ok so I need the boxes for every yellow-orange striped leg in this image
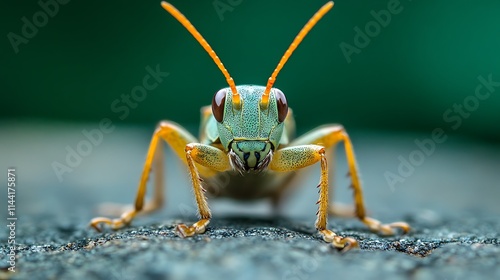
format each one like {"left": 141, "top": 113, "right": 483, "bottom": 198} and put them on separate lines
{"left": 290, "top": 125, "right": 411, "bottom": 236}
{"left": 90, "top": 121, "right": 198, "bottom": 231}
{"left": 269, "top": 145, "right": 358, "bottom": 252}
{"left": 176, "top": 143, "right": 231, "bottom": 237}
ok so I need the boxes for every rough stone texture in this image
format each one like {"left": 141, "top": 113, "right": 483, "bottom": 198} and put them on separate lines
{"left": 1, "top": 214, "right": 499, "bottom": 280}
{"left": 0, "top": 123, "right": 499, "bottom": 279}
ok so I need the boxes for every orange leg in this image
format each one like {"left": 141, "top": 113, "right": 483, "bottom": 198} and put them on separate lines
{"left": 270, "top": 144, "right": 358, "bottom": 251}
{"left": 271, "top": 125, "right": 410, "bottom": 251}
{"left": 291, "top": 125, "right": 410, "bottom": 235}
{"left": 94, "top": 132, "right": 166, "bottom": 219}
{"left": 176, "top": 143, "right": 231, "bottom": 237}
{"left": 90, "top": 121, "right": 222, "bottom": 232}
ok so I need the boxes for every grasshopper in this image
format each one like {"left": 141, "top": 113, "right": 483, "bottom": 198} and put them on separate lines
{"left": 90, "top": 1, "right": 410, "bottom": 251}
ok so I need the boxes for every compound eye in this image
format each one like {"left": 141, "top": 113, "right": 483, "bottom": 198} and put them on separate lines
{"left": 275, "top": 89, "right": 288, "bottom": 123}
{"left": 212, "top": 89, "right": 226, "bottom": 122}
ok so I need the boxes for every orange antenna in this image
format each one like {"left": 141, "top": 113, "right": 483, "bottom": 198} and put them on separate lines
{"left": 161, "top": 2, "right": 240, "bottom": 107}
{"left": 261, "top": 1, "right": 334, "bottom": 108}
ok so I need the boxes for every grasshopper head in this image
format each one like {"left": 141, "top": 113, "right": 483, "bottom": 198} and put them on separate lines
{"left": 212, "top": 85, "right": 288, "bottom": 172}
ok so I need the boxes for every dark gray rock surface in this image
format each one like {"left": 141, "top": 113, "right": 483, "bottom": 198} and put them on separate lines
{"left": 1, "top": 214, "right": 499, "bottom": 280}
{"left": 1, "top": 123, "right": 499, "bottom": 279}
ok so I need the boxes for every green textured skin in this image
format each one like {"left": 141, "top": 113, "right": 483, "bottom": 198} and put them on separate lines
{"left": 213, "top": 85, "right": 285, "bottom": 149}
{"left": 205, "top": 85, "right": 287, "bottom": 170}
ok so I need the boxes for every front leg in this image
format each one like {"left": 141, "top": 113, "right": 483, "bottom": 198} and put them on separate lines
{"left": 176, "top": 143, "right": 231, "bottom": 237}
{"left": 270, "top": 145, "right": 358, "bottom": 251}
{"left": 290, "top": 125, "right": 411, "bottom": 235}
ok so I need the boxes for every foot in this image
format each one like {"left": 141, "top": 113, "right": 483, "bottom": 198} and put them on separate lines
{"left": 176, "top": 219, "right": 210, "bottom": 238}
{"left": 361, "top": 217, "right": 411, "bottom": 235}
{"left": 90, "top": 210, "right": 136, "bottom": 232}
{"left": 319, "top": 229, "right": 359, "bottom": 252}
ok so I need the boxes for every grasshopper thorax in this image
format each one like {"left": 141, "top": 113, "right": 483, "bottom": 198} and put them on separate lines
{"left": 212, "top": 85, "right": 288, "bottom": 173}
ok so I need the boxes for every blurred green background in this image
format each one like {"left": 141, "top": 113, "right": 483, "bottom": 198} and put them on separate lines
{"left": 2, "top": 0, "right": 500, "bottom": 141}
